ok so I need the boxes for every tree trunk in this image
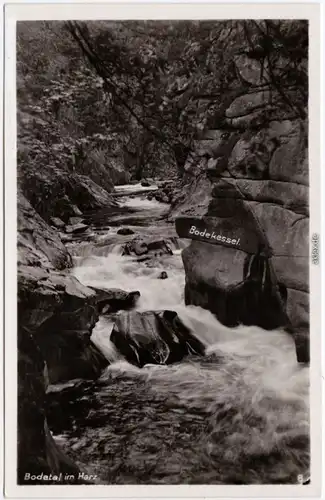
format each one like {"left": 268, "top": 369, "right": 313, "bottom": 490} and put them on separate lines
{"left": 174, "top": 143, "right": 191, "bottom": 174}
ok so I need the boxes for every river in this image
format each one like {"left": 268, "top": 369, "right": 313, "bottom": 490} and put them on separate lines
{"left": 51, "top": 183, "right": 310, "bottom": 485}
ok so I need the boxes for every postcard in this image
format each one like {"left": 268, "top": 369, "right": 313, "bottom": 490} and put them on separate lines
{"left": 3, "top": 2, "right": 322, "bottom": 498}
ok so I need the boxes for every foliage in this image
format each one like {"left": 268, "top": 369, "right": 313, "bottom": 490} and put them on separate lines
{"left": 17, "top": 19, "right": 308, "bottom": 184}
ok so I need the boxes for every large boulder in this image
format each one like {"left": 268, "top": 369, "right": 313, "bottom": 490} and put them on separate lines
{"left": 110, "top": 310, "right": 205, "bottom": 367}
{"left": 18, "top": 266, "right": 108, "bottom": 383}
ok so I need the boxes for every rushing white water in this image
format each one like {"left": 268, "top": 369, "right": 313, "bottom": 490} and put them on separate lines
{"left": 121, "top": 196, "right": 168, "bottom": 210}
{"left": 72, "top": 241, "right": 188, "bottom": 361}
{"left": 114, "top": 182, "right": 158, "bottom": 195}
{"left": 115, "top": 182, "right": 158, "bottom": 191}
{"left": 73, "top": 249, "right": 308, "bottom": 398}
{"left": 65, "top": 185, "right": 309, "bottom": 484}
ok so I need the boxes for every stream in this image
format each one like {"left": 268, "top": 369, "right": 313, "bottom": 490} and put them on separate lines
{"left": 50, "top": 183, "right": 310, "bottom": 485}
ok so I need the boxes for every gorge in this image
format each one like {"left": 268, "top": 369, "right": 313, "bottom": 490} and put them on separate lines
{"left": 16, "top": 19, "right": 309, "bottom": 486}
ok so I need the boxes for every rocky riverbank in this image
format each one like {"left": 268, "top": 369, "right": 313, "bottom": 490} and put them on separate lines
{"left": 18, "top": 193, "right": 108, "bottom": 482}
{"left": 17, "top": 183, "right": 188, "bottom": 483}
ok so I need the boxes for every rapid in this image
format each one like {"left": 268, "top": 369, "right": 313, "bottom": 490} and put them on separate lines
{"left": 52, "top": 183, "right": 310, "bottom": 485}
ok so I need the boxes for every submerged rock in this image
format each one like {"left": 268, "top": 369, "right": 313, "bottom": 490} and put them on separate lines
{"left": 117, "top": 227, "right": 135, "bottom": 235}
{"left": 141, "top": 180, "right": 151, "bottom": 187}
{"left": 154, "top": 192, "right": 170, "bottom": 203}
{"left": 89, "top": 286, "right": 140, "bottom": 313}
{"left": 110, "top": 310, "right": 205, "bottom": 367}
{"left": 122, "top": 238, "right": 173, "bottom": 257}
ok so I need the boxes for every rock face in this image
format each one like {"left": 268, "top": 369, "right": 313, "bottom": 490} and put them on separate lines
{"left": 169, "top": 175, "right": 213, "bottom": 220}
{"left": 18, "top": 328, "right": 81, "bottom": 484}
{"left": 174, "top": 54, "right": 309, "bottom": 362}
{"left": 18, "top": 194, "right": 72, "bottom": 270}
{"left": 110, "top": 310, "right": 205, "bottom": 367}
{"left": 18, "top": 194, "right": 107, "bottom": 383}
{"left": 19, "top": 164, "right": 117, "bottom": 224}
{"left": 17, "top": 192, "right": 108, "bottom": 483}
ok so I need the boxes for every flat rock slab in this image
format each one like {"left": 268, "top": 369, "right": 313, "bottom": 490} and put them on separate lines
{"left": 65, "top": 223, "right": 89, "bottom": 234}
{"left": 50, "top": 217, "right": 66, "bottom": 228}
{"left": 69, "top": 216, "right": 84, "bottom": 225}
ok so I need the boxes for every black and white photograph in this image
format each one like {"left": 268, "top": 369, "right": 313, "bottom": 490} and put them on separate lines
{"left": 3, "top": 2, "right": 322, "bottom": 496}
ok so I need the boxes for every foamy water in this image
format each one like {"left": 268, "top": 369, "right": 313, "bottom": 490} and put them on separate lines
{"left": 72, "top": 249, "right": 308, "bottom": 402}
{"left": 114, "top": 182, "right": 158, "bottom": 195}
{"left": 61, "top": 186, "right": 309, "bottom": 484}
{"left": 122, "top": 196, "right": 168, "bottom": 210}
